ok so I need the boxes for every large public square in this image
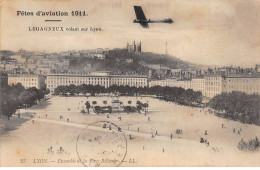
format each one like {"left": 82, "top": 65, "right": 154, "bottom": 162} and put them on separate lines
{"left": 1, "top": 96, "right": 260, "bottom": 166}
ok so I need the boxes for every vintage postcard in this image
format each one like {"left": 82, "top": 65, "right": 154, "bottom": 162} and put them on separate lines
{"left": 0, "top": 0, "right": 260, "bottom": 167}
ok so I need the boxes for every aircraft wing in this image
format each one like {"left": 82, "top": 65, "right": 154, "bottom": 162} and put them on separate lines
{"left": 140, "top": 22, "right": 149, "bottom": 28}
{"left": 134, "top": 6, "right": 147, "bottom": 20}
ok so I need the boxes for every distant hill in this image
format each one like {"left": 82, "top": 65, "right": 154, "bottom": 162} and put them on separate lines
{"left": 1, "top": 49, "right": 205, "bottom": 75}
{"left": 0, "top": 50, "right": 16, "bottom": 57}
{"left": 70, "top": 49, "right": 204, "bottom": 73}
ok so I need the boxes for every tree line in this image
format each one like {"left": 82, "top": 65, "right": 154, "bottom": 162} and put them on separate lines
{"left": 209, "top": 91, "right": 260, "bottom": 125}
{"left": 0, "top": 83, "right": 46, "bottom": 119}
{"left": 54, "top": 84, "right": 203, "bottom": 106}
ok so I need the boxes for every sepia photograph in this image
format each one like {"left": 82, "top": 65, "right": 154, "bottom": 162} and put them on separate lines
{"left": 0, "top": 0, "right": 260, "bottom": 167}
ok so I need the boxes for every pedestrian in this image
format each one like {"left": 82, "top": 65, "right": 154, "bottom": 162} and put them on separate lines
{"left": 171, "top": 133, "right": 173, "bottom": 139}
{"left": 109, "top": 125, "right": 112, "bottom": 130}
{"left": 60, "top": 147, "right": 64, "bottom": 154}
{"left": 205, "top": 130, "right": 208, "bottom": 135}
{"left": 162, "top": 148, "right": 165, "bottom": 152}
{"left": 233, "top": 128, "right": 236, "bottom": 133}
{"left": 155, "top": 131, "right": 158, "bottom": 136}
{"left": 67, "top": 118, "right": 69, "bottom": 122}
{"left": 137, "top": 127, "right": 139, "bottom": 132}
{"left": 238, "top": 130, "right": 240, "bottom": 135}
{"left": 200, "top": 137, "right": 204, "bottom": 143}
{"left": 129, "top": 134, "right": 133, "bottom": 140}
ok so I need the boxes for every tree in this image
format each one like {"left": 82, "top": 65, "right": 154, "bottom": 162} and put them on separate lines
{"left": 0, "top": 96, "right": 17, "bottom": 120}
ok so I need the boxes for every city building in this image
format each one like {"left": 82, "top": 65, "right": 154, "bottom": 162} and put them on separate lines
{"left": 10, "top": 55, "right": 26, "bottom": 63}
{"left": 60, "top": 51, "right": 71, "bottom": 57}
{"left": 126, "top": 41, "right": 142, "bottom": 53}
{"left": 46, "top": 74, "right": 110, "bottom": 92}
{"left": 191, "top": 77, "right": 205, "bottom": 96}
{"left": 8, "top": 74, "right": 46, "bottom": 89}
{"left": 149, "top": 78, "right": 191, "bottom": 90}
{"left": 110, "top": 75, "right": 147, "bottom": 88}
{"left": 175, "top": 79, "right": 192, "bottom": 90}
{"left": 204, "top": 75, "right": 224, "bottom": 98}
{"left": 223, "top": 75, "right": 260, "bottom": 95}
{"left": 46, "top": 73, "right": 148, "bottom": 93}
{"left": 94, "top": 53, "right": 105, "bottom": 59}
{"left": 149, "top": 79, "right": 169, "bottom": 87}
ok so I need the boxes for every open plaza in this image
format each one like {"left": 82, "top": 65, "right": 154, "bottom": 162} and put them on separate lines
{"left": 1, "top": 96, "right": 260, "bottom": 166}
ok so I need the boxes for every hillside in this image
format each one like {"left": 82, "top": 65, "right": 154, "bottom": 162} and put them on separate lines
{"left": 69, "top": 49, "right": 203, "bottom": 75}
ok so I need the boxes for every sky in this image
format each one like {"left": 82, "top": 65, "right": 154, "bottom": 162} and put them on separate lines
{"left": 1, "top": 0, "right": 260, "bottom": 67}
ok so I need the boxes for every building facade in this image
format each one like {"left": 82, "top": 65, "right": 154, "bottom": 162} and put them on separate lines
{"left": 204, "top": 75, "right": 224, "bottom": 98}
{"left": 126, "top": 41, "right": 142, "bottom": 53}
{"left": 149, "top": 78, "right": 191, "bottom": 90}
{"left": 46, "top": 74, "right": 110, "bottom": 92}
{"left": 46, "top": 73, "right": 148, "bottom": 93}
{"left": 191, "top": 77, "right": 205, "bottom": 96}
{"left": 8, "top": 74, "right": 46, "bottom": 89}
{"left": 110, "top": 75, "right": 148, "bottom": 87}
{"left": 223, "top": 75, "right": 260, "bottom": 95}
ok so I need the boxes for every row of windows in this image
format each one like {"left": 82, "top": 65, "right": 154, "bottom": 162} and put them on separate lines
{"left": 10, "top": 78, "right": 38, "bottom": 81}
{"left": 48, "top": 77, "right": 146, "bottom": 81}
{"left": 48, "top": 77, "right": 109, "bottom": 81}
{"left": 205, "top": 87, "right": 220, "bottom": 92}
{"left": 205, "top": 82, "right": 220, "bottom": 86}
{"left": 206, "top": 77, "right": 221, "bottom": 81}
{"left": 228, "top": 85, "right": 259, "bottom": 90}
{"left": 48, "top": 80, "right": 108, "bottom": 84}
{"left": 228, "top": 79, "right": 258, "bottom": 83}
